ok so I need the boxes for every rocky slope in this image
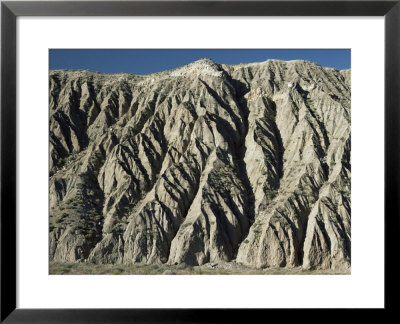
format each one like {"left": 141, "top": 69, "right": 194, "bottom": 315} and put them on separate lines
{"left": 49, "top": 58, "right": 351, "bottom": 271}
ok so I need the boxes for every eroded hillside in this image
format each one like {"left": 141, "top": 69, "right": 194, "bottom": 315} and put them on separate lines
{"left": 49, "top": 59, "right": 351, "bottom": 271}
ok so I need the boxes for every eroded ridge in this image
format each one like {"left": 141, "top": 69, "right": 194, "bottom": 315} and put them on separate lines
{"left": 49, "top": 58, "right": 351, "bottom": 271}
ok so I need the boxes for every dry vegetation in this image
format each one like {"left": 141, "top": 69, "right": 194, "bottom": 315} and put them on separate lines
{"left": 50, "top": 262, "right": 349, "bottom": 275}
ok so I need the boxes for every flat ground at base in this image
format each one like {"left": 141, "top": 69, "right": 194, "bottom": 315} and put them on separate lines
{"left": 50, "top": 261, "right": 350, "bottom": 275}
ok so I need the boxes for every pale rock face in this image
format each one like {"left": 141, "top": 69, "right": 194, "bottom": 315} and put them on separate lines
{"left": 49, "top": 58, "right": 351, "bottom": 271}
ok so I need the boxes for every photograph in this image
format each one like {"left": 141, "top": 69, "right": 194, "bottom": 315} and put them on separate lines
{"left": 48, "top": 49, "right": 351, "bottom": 275}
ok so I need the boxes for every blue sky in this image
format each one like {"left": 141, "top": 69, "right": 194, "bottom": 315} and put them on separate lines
{"left": 49, "top": 49, "right": 351, "bottom": 75}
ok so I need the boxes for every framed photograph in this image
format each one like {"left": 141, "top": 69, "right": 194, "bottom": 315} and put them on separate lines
{"left": 1, "top": 0, "right": 398, "bottom": 322}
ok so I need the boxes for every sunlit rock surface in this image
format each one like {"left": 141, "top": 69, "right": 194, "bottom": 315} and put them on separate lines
{"left": 49, "top": 58, "right": 351, "bottom": 271}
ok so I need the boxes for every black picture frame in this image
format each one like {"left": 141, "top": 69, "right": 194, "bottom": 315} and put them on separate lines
{"left": 1, "top": 0, "right": 398, "bottom": 322}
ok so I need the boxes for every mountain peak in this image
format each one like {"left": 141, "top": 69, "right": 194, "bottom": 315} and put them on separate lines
{"left": 170, "top": 57, "right": 222, "bottom": 77}
{"left": 193, "top": 57, "right": 215, "bottom": 64}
